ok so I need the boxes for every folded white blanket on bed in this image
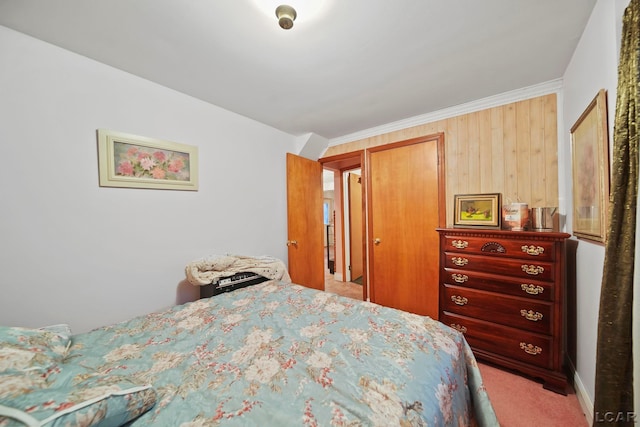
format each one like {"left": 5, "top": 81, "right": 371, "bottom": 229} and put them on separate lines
{"left": 185, "top": 254, "right": 291, "bottom": 286}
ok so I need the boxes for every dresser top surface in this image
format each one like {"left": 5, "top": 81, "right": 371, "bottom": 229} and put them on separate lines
{"left": 437, "top": 228, "right": 571, "bottom": 241}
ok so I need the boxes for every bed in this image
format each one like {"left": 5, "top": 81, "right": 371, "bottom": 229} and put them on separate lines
{"left": 1, "top": 279, "right": 499, "bottom": 427}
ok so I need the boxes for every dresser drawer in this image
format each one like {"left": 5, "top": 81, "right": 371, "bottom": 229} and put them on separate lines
{"left": 442, "top": 267, "right": 554, "bottom": 301}
{"left": 442, "top": 235, "right": 555, "bottom": 261}
{"left": 443, "top": 252, "right": 555, "bottom": 281}
{"left": 441, "top": 311, "right": 553, "bottom": 369}
{"left": 442, "top": 284, "right": 553, "bottom": 334}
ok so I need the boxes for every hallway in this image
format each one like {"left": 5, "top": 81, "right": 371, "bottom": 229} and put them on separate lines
{"left": 324, "top": 271, "right": 363, "bottom": 300}
{"left": 324, "top": 249, "right": 363, "bottom": 300}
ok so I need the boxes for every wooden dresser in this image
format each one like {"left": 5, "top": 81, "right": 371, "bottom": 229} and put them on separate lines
{"left": 436, "top": 228, "right": 571, "bottom": 394}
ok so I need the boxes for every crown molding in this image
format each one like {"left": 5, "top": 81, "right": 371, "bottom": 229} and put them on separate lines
{"left": 328, "top": 79, "right": 563, "bottom": 147}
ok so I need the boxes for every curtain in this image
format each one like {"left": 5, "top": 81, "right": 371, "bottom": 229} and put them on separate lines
{"left": 593, "top": 0, "right": 639, "bottom": 425}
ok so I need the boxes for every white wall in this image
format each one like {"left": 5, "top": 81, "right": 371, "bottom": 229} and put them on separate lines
{"left": 561, "top": 0, "right": 631, "bottom": 416}
{"left": 0, "top": 26, "right": 298, "bottom": 333}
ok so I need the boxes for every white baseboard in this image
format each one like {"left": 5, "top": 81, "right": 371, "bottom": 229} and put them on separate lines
{"left": 334, "top": 272, "right": 343, "bottom": 281}
{"left": 569, "top": 360, "right": 593, "bottom": 426}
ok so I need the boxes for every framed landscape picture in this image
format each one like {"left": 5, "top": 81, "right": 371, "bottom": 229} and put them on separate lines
{"left": 570, "top": 89, "right": 610, "bottom": 243}
{"left": 453, "top": 193, "right": 501, "bottom": 229}
{"left": 97, "top": 129, "right": 198, "bottom": 191}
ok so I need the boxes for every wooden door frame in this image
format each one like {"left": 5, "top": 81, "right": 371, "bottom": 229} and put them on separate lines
{"left": 319, "top": 134, "right": 445, "bottom": 305}
{"left": 319, "top": 150, "right": 367, "bottom": 301}
{"left": 365, "top": 133, "right": 446, "bottom": 309}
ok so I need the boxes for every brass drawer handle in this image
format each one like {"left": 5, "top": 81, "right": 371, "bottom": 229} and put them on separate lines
{"left": 451, "top": 240, "right": 468, "bottom": 249}
{"left": 451, "top": 295, "right": 468, "bottom": 306}
{"left": 451, "top": 274, "right": 468, "bottom": 283}
{"left": 451, "top": 257, "right": 469, "bottom": 267}
{"left": 521, "top": 264, "right": 544, "bottom": 275}
{"left": 520, "top": 342, "right": 543, "bottom": 355}
{"left": 521, "top": 245, "right": 545, "bottom": 256}
{"left": 520, "top": 309, "right": 544, "bottom": 322}
{"left": 521, "top": 284, "right": 544, "bottom": 295}
{"left": 450, "top": 323, "right": 467, "bottom": 333}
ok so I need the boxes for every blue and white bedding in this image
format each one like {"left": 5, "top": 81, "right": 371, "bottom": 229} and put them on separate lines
{"left": 1, "top": 281, "right": 498, "bottom": 426}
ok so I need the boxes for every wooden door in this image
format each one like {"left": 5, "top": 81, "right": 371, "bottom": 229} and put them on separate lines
{"left": 286, "top": 153, "right": 325, "bottom": 290}
{"left": 367, "top": 134, "right": 445, "bottom": 317}
{"left": 348, "top": 172, "right": 364, "bottom": 281}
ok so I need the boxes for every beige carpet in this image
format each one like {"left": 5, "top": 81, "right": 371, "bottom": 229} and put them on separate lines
{"left": 478, "top": 362, "right": 588, "bottom": 426}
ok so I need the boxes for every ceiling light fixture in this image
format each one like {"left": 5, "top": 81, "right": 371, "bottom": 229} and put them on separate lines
{"left": 275, "top": 5, "right": 297, "bottom": 30}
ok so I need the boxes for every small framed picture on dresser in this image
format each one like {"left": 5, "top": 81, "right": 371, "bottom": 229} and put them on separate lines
{"left": 453, "top": 193, "right": 502, "bottom": 229}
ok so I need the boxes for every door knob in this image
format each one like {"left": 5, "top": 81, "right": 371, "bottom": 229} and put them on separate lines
{"left": 373, "top": 238, "right": 381, "bottom": 245}
{"left": 286, "top": 240, "right": 298, "bottom": 246}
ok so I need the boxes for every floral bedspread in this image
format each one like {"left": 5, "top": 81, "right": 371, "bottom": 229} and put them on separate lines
{"left": 68, "top": 281, "right": 498, "bottom": 426}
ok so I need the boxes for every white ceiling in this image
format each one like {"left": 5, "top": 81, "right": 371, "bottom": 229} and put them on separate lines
{"left": 0, "top": 0, "right": 596, "bottom": 140}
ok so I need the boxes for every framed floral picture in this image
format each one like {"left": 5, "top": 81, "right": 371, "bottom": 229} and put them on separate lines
{"left": 570, "top": 89, "right": 610, "bottom": 243}
{"left": 97, "top": 129, "right": 198, "bottom": 191}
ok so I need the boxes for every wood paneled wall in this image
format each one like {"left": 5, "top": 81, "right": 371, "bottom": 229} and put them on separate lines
{"left": 323, "top": 94, "right": 559, "bottom": 226}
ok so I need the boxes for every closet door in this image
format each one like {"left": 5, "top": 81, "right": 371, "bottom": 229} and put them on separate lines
{"left": 366, "top": 134, "right": 445, "bottom": 317}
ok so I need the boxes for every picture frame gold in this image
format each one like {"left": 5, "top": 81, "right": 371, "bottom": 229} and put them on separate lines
{"left": 453, "top": 193, "right": 501, "bottom": 229}
{"left": 97, "top": 129, "right": 198, "bottom": 191}
{"left": 570, "top": 89, "right": 610, "bottom": 243}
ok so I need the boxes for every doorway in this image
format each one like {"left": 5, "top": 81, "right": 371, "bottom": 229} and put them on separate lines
{"left": 322, "top": 168, "right": 364, "bottom": 300}
{"left": 344, "top": 169, "right": 363, "bottom": 284}
{"left": 320, "top": 152, "right": 366, "bottom": 301}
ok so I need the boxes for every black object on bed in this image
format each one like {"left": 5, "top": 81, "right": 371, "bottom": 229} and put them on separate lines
{"left": 199, "top": 271, "right": 269, "bottom": 298}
